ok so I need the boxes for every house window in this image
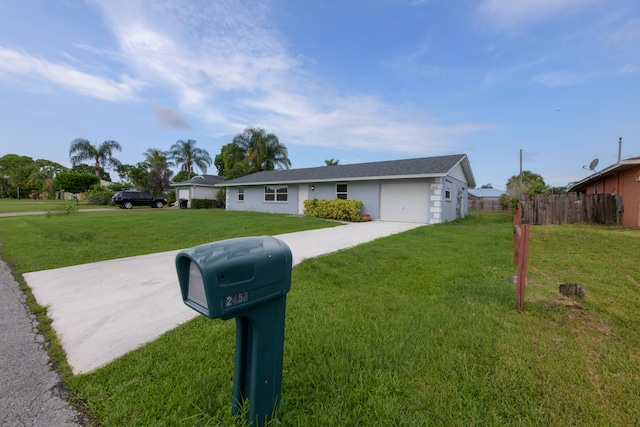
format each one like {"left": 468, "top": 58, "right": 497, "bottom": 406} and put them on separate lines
{"left": 336, "top": 183, "right": 348, "bottom": 199}
{"left": 594, "top": 183, "right": 599, "bottom": 194}
{"left": 264, "top": 186, "right": 288, "bottom": 202}
{"left": 237, "top": 187, "right": 244, "bottom": 202}
{"left": 445, "top": 180, "right": 452, "bottom": 201}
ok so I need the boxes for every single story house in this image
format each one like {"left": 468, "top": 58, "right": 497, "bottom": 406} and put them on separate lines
{"left": 569, "top": 156, "right": 640, "bottom": 228}
{"left": 218, "top": 154, "right": 476, "bottom": 224}
{"left": 468, "top": 188, "right": 507, "bottom": 211}
{"left": 171, "top": 174, "right": 225, "bottom": 207}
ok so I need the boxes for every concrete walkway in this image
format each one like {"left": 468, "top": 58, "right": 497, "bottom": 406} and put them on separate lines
{"left": 24, "top": 221, "right": 422, "bottom": 375}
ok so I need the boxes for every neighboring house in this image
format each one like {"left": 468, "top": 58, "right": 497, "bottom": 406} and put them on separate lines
{"left": 468, "top": 188, "right": 507, "bottom": 211}
{"left": 171, "top": 174, "right": 225, "bottom": 207}
{"left": 569, "top": 156, "right": 640, "bottom": 228}
{"left": 218, "top": 154, "right": 476, "bottom": 224}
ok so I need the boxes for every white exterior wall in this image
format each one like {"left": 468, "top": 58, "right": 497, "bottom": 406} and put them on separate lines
{"left": 225, "top": 175, "right": 468, "bottom": 223}
{"left": 193, "top": 186, "right": 218, "bottom": 199}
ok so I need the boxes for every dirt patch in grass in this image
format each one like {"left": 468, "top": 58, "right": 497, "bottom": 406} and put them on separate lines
{"left": 546, "top": 295, "right": 614, "bottom": 336}
{"left": 546, "top": 294, "right": 585, "bottom": 311}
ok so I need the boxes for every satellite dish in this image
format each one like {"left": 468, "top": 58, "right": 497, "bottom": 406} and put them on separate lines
{"left": 583, "top": 158, "right": 599, "bottom": 172}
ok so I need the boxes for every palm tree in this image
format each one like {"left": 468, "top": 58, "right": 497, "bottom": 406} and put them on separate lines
{"left": 232, "top": 127, "right": 291, "bottom": 173}
{"left": 143, "top": 148, "right": 174, "bottom": 196}
{"left": 169, "top": 139, "right": 212, "bottom": 177}
{"left": 69, "top": 138, "right": 122, "bottom": 177}
{"left": 324, "top": 158, "right": 340, "bottom": 166}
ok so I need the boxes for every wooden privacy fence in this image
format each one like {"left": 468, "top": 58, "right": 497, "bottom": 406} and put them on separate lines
{"left": 513, "top": 204, "right": 530, "bottom": 311}
{"left": 520, "top": 194, "right": 617, "bottom": 225}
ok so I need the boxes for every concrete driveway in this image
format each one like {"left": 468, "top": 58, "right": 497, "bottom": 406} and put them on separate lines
{"left": 24, "top": 221, "right": 422, "bottom": 375}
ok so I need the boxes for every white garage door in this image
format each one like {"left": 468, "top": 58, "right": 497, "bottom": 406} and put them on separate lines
{"left": 380, "top": 182, "right": 429, "bottom": 223}
{"left": 178, "top": 189, "right": 190, "bottom": 200}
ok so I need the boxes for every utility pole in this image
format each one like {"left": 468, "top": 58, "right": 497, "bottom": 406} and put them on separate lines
{"left": 519, "top": 149, "right": 523, "bottom": 185}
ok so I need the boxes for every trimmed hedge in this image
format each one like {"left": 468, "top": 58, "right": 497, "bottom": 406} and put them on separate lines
{"left": 304, "top": 198, "right": 363, "bottom": 222}
{"left": 190, "top": 197, "right": 225, "bottom": 209}
{"left": 190, "top": 198, "right": 216, "bottom": 209}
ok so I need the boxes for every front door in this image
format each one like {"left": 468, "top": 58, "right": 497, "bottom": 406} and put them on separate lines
{"left": 298, "top": 185, "right": 309, "bottom": 215}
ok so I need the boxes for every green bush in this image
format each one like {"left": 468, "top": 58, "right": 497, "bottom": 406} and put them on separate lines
{"left": 166, "top": 191, "right": 177, "bottom": 205}
{"left": 86, "top": 188, "right": 114, "bottom": 205}
{"left": 63, "top": 199, "right": 79, "bottom": 214}
{"left": 190, "top": 198, "right": 215, "bottom": 209}
{"left": 304, "top": 198, "right": 363, "bottom": 221}
{"left": 499, "top": 194, "right": 519, "bottom": 213}
{"left": 214, "top": 189, "right": 226, "bottom": 209}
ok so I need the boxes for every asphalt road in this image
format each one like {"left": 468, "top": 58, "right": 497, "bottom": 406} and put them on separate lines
{"left": 0, "top": 260, "right": 81, "bottom": 426}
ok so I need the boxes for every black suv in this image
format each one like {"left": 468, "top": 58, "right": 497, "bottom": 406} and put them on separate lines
{"left": 111, "top": 191, "right": 167, "bottom": 209}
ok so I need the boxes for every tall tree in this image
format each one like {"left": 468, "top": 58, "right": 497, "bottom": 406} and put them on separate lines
{"left": 232, "top": 127, "right": 291, "bottom": 173}
{"left": 28, "top": 160, "right": 61, "bottom": 198}
{"left": 0, "top": 155, "right": 68, "bottom": 198}
{"left": 214, "top": 142, "right": 250, "bottom": 179}
{"left": 506, "top": 170, "right": 548, "bottom": 196}
{"left": 325, "top": 158, "right": 340, "bottom": 166}
{"left": 69, "top": 138, "right": 122, "bottom": 178}
{"left": 170, "top": 139, "right": 212, "bottom": 176}
{"left": 142, "top": 148, "right": 174, "bottom": 196}
{"left": 0, "top": 154, "right": 37, "bottom": 197}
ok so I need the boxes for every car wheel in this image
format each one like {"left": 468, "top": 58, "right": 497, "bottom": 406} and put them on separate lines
{"left": 123, "top": 201, "right": 133, "bottom": 209}
{"left": 155, "top": 201, "right": 164, "bottom": 208}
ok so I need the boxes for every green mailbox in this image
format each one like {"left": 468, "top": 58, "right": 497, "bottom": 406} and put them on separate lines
{"left": 175, "top": 236, "right": 292, "bottom": 426}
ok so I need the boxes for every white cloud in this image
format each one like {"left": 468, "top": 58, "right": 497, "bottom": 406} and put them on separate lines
{"left": 532, "top": 70, "right": 590, "bottom": 88}
{"left": 0, "top": 0, "right": 491, "bottom": 157}
{"left": 478, "top": 0, "right": 602, "bottom": 33}
{"left": 0, "top": 46, "right": 144, "bottom": 101}
{"left": 243, "top": 91, "right": 495, "bottom": 155}
{"left": 616, "top": 64, "right": 638, "bottom": 75}
{"left": 601, "top": 17, "right": 640, "bottom": 47}
{"left": 85, "top": 0, "right": 494, "bottom": 155}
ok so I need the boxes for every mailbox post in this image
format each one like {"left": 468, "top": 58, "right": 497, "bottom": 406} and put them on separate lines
{"left": 175, "top": 236, "right": 292, "bottom": 426}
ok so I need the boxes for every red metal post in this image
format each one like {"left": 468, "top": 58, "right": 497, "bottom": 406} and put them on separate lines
{"left": 515, "top": 224, "right": 530, "bottom": 311}
{"left": 513, "top": 204, "right": 522, "bottom": 265}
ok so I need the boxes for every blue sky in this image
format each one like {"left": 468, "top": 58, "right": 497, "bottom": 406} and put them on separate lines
{"left": 1, "top": 0, "right": 638, "bottom": 189}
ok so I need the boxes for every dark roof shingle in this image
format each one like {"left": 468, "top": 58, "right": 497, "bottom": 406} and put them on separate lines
{"left": 220, "top": 154, "right": 472, "bottom": 186}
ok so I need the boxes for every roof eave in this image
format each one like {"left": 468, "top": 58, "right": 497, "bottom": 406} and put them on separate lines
{"left": 171, "top": 183, "right": 220, "bottom": 188}
{"left": 455, "top": 154, "right": 476, "bottom": 188}
{"left": 569, "top": 160, "right": 640, "bottom": 191}
{"left": 218, "top": 173, "right": 451, "bottom": 187}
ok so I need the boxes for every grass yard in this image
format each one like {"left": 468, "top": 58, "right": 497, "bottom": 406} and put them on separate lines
{"left": 0, "top": 209, "right": 340, "bottom": 274}
{"left": 1, "top": 211, "right": 639, "bottom": 426}
{"left": 0, "top": 198, "right": 118, "bottom": 214}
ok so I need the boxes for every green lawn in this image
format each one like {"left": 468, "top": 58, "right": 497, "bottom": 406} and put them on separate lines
{"left": 1, "top": 211, "right": 639, "bottom": 426}
{"left": 0, "top": 209, "right": 340, "bottom": 273}
{"left": 0, "top": 198, "right": 118, "bottom": 213}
